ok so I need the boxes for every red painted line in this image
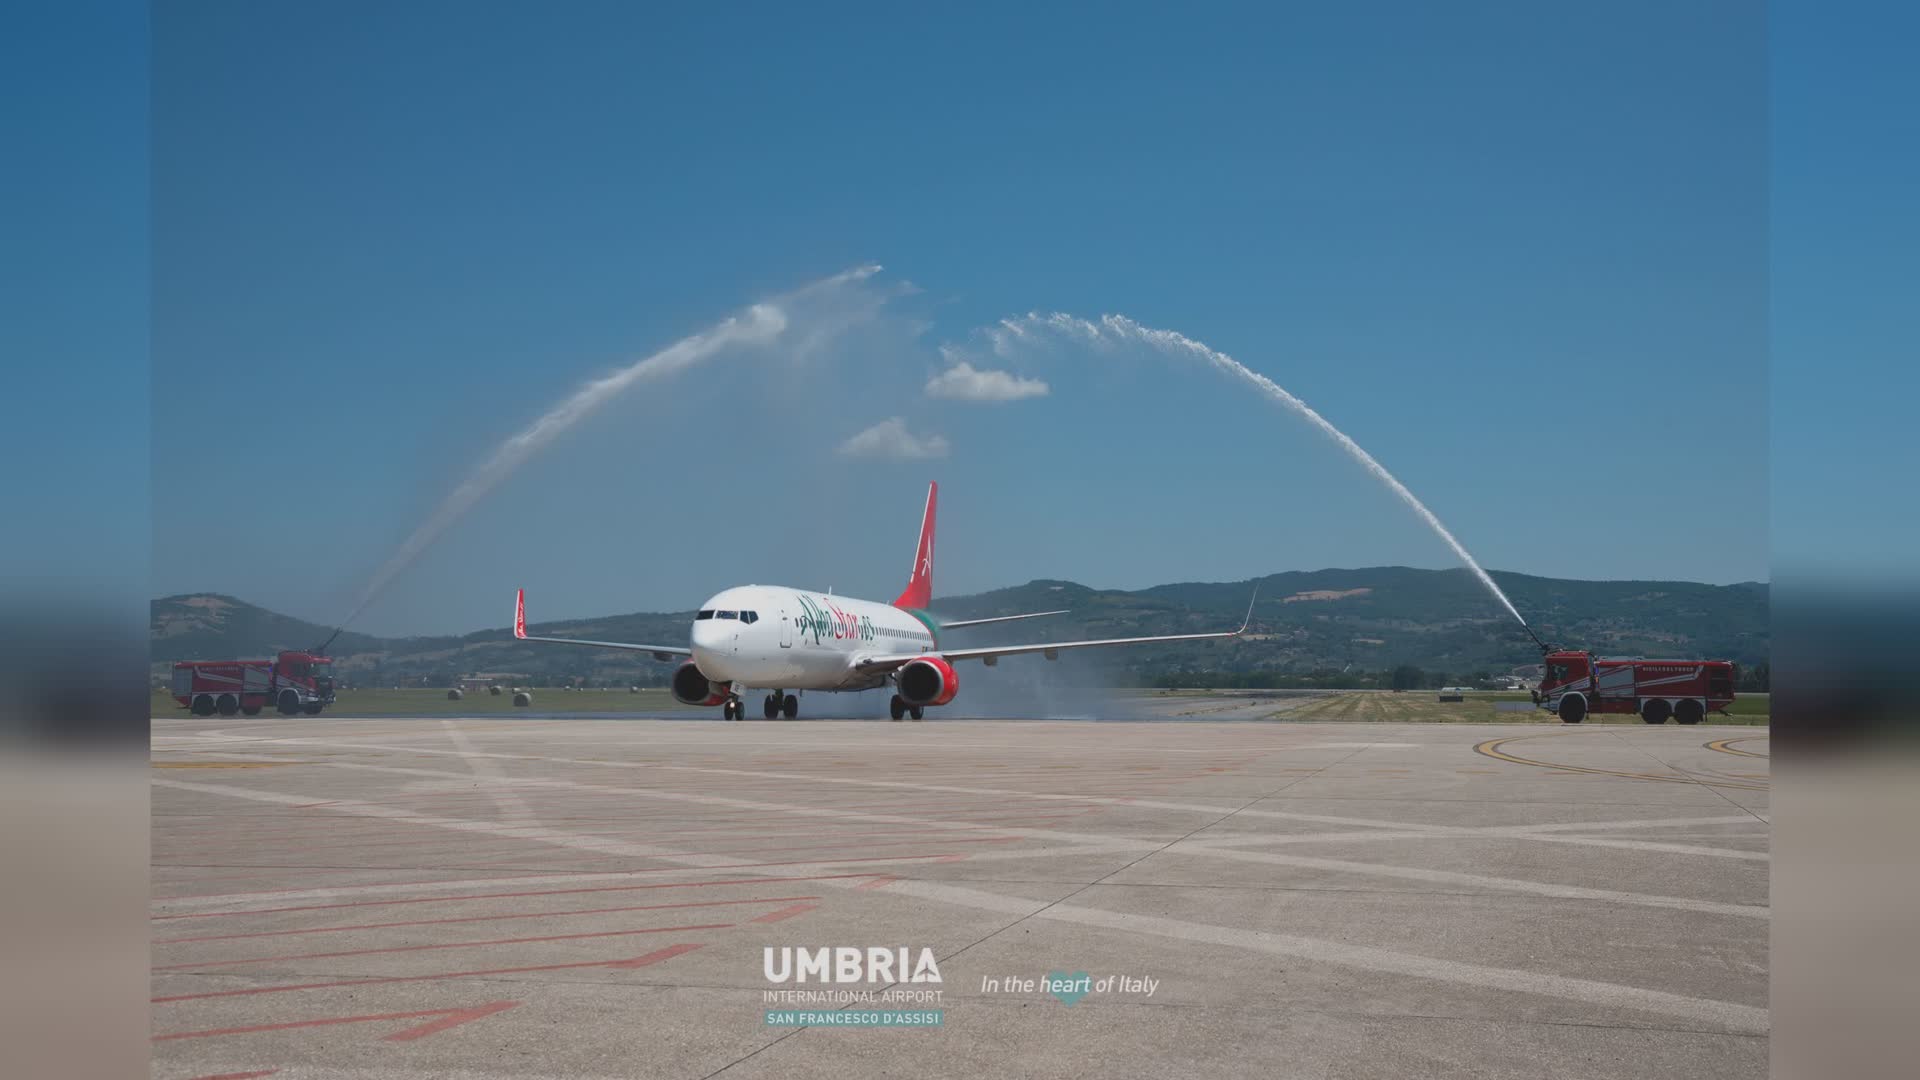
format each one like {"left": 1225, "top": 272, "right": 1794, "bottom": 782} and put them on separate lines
{"left": 857, "top": 875, "right": 897, "bottom": 890}
{"left": 153, "top": 872, "right": 878, "bottom": 921}
{"left": 155, "top": 945, "right": 707, "bottom": 1003}
{"left": 605, "top": 942, "right": 705, "bottom": 968}
{"left": 154, "top": 869, "right": 596, "bottom": 903}
{"left": 155, "top": 1000, "right": 519, "bottom": 1043}
{"left": 155, "top": 895, "right": 821, "bottom": 944}
{"left": 386, "top": 1000, "right": 521, "bottom": 1042}
{"left": 750, "top": 902, "right": 819, "bottom": 924}
{"left": 153, "top": 922, "right": 735, "bottom": 971}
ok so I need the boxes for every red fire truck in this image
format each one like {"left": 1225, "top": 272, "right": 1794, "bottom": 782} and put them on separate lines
{"left": 1533, "top": 649, "right": 1736, "bottom": 724}
{"left": 171, "top": 651, "right": 336, "bottom": 717}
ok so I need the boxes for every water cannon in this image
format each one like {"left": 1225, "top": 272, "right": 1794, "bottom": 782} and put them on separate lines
{"left": 1518, "top": 621, "right": 1552, "bottom": 656}
{"left": 313, "top": 625, "right": 344, "bottom": 656}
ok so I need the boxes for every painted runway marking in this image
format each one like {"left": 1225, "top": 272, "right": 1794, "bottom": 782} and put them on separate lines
{"left": 154, "top": 945, "right": 706, "bottom": 1003}
{"left": 1475, "top": 733, "right": 1769, "bottom": 790}
{"left": 1159, "top": 843, "right": 1768, "bottom": 917}
{"left": 750, "top": 902, "right": 820, "bottom": 923}
{"left": 1706, "top": 736, "right": 1770, "bottom": 759}
{"left": 154, "top": 1000, "right": 520, "bottom": 1042}
{"left": 153, "top": 921, "right": 734, "bottom": 970}
{"left": 441, "top": 720, "right": 539, "bottom": 825}
{"left": 155, "top": 873, "right": 879, "bottom": 919}
{"left": 154, "top": 761, "right": 1768, "bottom": 1034}
{"left": 154, "top": 894, "right": 819, "bottom": 943}
{"left": 153, "top": 773, "right": 1764, "bottom": 919}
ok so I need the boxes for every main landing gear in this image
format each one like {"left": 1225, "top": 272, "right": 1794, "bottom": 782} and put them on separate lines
{"left": 889, "top": 695, "right": 923, "bottom": 722}
{"left": 762, "top": 692, "right": 798, "bottom": 720}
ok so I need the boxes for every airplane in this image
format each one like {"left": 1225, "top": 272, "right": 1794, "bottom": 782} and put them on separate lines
{"left": 513, "top": 481, "right": 1254, "bottom": 720}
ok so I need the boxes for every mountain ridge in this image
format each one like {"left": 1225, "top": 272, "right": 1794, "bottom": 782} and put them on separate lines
{"left": 151, "top": 566, "right": 1769, "bottom": 685}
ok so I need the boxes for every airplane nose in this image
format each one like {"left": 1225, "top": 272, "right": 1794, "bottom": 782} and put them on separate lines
{"left": 690, "top": 619, "right": 733, "bottom": 676}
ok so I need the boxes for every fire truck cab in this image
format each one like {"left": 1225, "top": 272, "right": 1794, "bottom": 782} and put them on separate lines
{"left": 1533, "top": 649, "right": 1736, "bottom": 724}
{"left": 171, "top": 651, "right": 336, "bottom": 717}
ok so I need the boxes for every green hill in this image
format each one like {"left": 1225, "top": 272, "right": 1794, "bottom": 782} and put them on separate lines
{"left": 150, "top": 568, "right": 1768, "bottom": 688}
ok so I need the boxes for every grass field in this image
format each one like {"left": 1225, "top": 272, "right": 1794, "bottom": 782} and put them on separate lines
{"left": 1280, "top": 690, "right": 1769, "bottom": 725}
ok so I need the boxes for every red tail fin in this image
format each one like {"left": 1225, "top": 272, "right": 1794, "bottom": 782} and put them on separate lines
{"left": 893, "top": 482, "right": 937, "bottom": 610}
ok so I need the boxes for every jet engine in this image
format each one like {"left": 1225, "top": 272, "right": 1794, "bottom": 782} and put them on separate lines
{"left": 896, "top": 656, "right": 959, "bottom": 707}
{"left": 671, "top": 661, "right": 728, "bottom": 707}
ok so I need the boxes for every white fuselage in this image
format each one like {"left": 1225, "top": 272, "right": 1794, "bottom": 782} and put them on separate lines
{"left": 689, "top": 585, "right": 936, "bottom": 692}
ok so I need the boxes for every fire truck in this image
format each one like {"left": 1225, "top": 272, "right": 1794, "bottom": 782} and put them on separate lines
{"left": 1532, "top": 649, "right": 1736, "bottom": 724}
{"left": 170, "top": 651, "right": 336, "bottom": 717}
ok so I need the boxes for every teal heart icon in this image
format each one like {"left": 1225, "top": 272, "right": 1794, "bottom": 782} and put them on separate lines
{"left": 1044, "top": 971, "right": 1092, "bottom": 1006}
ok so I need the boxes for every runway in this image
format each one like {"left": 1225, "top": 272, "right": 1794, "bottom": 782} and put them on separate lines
{"left": 151, "top": 717, "right": 1769, "bottom": 1079}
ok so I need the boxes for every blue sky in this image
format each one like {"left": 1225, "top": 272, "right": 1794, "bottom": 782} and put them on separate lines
{"left": 134, "top": 1, "right": 1776, "bottom": 635}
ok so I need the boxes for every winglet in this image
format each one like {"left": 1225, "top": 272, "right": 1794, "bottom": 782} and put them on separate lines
{"left": 1236, "top": 584, "right": 1260, "bottom": 635}
{"left": 514, "top": 588, "right": 527, "bottom": 639}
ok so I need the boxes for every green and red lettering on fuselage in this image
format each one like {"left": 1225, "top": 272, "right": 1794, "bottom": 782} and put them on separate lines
{"left": 898, "top": 609, "right": 941, "bottom": 651}
{"left": 794, "top": 594, "right": 874, "bottom": 645}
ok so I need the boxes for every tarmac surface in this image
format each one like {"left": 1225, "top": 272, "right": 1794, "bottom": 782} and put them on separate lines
{"left": 151, "top": 716, "right": 1770, "bottom": 1079}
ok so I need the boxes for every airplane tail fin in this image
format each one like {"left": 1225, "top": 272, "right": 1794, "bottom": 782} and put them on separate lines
{"left": 893, "top": 481, "right": 937, "bottom": 610}
{"left": 514, "top": 588, "right": 527, "bottom": 639}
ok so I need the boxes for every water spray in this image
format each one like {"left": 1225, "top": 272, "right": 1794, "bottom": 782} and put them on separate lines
{"left": 334, "top": 264, "right": 885, "bottom": 634}
{"left": 986, "top": 312, "right": 1536, "bottom": 635}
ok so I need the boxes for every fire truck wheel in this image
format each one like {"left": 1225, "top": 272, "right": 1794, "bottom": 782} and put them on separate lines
{"left": 1640, "top": 699, "right": 1671, "bottom": 725}
{"left": 241, "top": 706, "right": 261, "bottom": 716}
{"left": 302, "top": 703, "right": 324, "bottom": 716}
{"left": 191, "top": 695, "right": 215, "bottom": 717}
{"left": 277, "top": 690, "right": 301, "bottom": 715}
{"left": 215, "top": 694, "right": 239, "bottom": 716}
{"left": 1557, "top": 695, "right": 1587, "bottom": 723}
{"left": 1674, "top": 699, "right": 1705, "bottom": 725}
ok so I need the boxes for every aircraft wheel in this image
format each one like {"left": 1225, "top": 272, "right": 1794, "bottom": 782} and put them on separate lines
{"left": 910, "top": 706, "right": 924, "bottom": 721}
{"left": 763, "top": 695, "right": 779, "bottom": 720}
{"left": 889, "top": 695, "right": 906, "bottom": 721}
{"left": 782, "top": 694, "right": 798, "bottom": 720}
{"left": 1674, "top": 699, "right": 1705, "bottom": 725}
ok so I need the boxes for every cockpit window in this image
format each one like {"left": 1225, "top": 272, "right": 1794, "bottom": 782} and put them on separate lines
{"left": 717, "top": 611, "right": 738, "bottom": 620}
{"left": 741, "top": 611, "right": 758, "bottom": 624}
{"left": 695, "top": 610, "right": 715, "bottom": 620}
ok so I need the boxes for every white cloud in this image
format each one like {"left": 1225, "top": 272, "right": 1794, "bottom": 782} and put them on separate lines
{"left": 924, "top": 361, "right": 1050, "bottom": 403}
{"left": 836, "top": 417, "right": 951, "bottom": 461}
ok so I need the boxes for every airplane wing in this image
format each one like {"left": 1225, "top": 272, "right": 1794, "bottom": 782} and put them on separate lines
{"left": 857, "top": 591, "right": 1256, "bottom": 673}
{"left": 938, "top": 609, "right": 1069, "bottom": 629}
{"left": 511, "top": 589, "right": 691, "bottom": 662}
